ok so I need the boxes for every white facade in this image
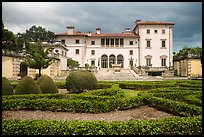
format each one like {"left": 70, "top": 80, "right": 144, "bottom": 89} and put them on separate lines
{"left": 43, "top": 42, "right": 69, "bottom": 71}
{"left": 55, "top": 20, "right": 175, "bottom": 70}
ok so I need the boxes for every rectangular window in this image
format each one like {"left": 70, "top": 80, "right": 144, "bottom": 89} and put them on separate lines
{"left": 147, "top": 29, "right": 150, "bottom": 34}
{"left": 106, "top": 39, "right": 109, "bottom": 46}
{"left": 162, "top": 29, "right": 165, "bottom": 34}
{"left": 129, "top": 41, "right": 133, "bottom": 45}
{"left": 111, "top": 38, "right": 114, "bottom": 47}
{"left": 147, "top": 40, "right": 151, "bottom": 48}
{"left": 154, "top": 30, "right": 158, "bottom": 33}
{"left": 76, "top": 49, "right": 79, "bottom": 54}
{"left": 91, "top": 41, "right": 95, "bottom": 45}
{"left": 91, "top": 50, "right": 95, "bottom": 55}
{"left": 120, "top": 38, "right": 124, "bottom": 46}
{"left": 62, "top": 51, "right": 64, "bottom": 56}
{"left": 91, "top": 60, "right": 95, "bottom": 66}
{"left": 101, "top": 38, "right": 105, "bottom": 47}
{"left": 162, "top": 40, "right": 166, "bottom": 48}
{"left": 115, "top": 38, "right": 119, "bottom": 46}
{"left": 76, "top": 39, "right": 80, "bottom": 44}
{"left": 161, "top": 59, "right": 166, "bottom": 66}
{"left": 61, "top": 39, "right": 65, "bottom": 44}
{"left": 130, "top": 50, "right": 133, "bottom": 55}
{"left": 146, "top": 58, "right": 151, "bottom": 66}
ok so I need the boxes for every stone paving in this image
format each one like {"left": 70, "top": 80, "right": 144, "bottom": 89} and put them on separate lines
{"left": 8, "top": 69, "right": 189, "bottom": 81}
{"left": 52, "top": 68, "right": 189, "bottom": 81}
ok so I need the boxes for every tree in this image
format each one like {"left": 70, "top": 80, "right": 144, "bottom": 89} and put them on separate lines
{"left": 173, "top": 46, "right": 202, "bottom": 62}
{"left": 24, "top": 42, "right": 54, "bottom": 77}
{"left": 2, "top": 21, "right": 16, "bottom": 51}
{"left": 20, "top": 25, "right": 55, "bottom": 42}
{"left": 2, "top": 21, "right": 27, "bottom": 52}
{"left": 67, "top": 58, "right": 80, "bottom": 69}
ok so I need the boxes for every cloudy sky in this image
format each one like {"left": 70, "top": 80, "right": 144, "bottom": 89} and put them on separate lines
{"left": 2, "top": 2, "right": 202, "bottom": 52}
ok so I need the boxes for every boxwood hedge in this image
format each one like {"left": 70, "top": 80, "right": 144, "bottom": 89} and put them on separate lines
{"left": 2, "top": 115, "right": 202, "bottom": 135}
{"left": 2, "top": 80, "right": 202, "bottom": 135}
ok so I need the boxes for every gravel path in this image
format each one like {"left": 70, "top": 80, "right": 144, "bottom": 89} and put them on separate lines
{"left": 2, "top": 106, "right": 178, "bottom": 122}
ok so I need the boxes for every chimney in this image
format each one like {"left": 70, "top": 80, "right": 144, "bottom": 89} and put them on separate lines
{"left": 87, "top": 31, "right": 92, "bottom": 36}
{"left": 96, "top": 28, "right": 101, "bottom": 34}
{"left": 66, "top": 26, "right": 75, "bottom": 34}
{"left": 135, "top": 19, "right": 141, "bottom": 25}
{"left": 125, "top": 27, "right": 131, "bottom": 32}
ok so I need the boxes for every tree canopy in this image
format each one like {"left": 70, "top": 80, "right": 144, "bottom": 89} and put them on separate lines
{"left": 19, "top": 25, "right": 55, "bottom": 42}
{"left": 2, "top": 21, "right": 30, "bottom": 52}
{"left": 2, "top": 21, "right": 22, "bottom": 51}
{"left": 24, "top": 42, "right": 54, "bottom": 77}
{"left": 67, "top": 58, "right": 80, "bottom": 69}
{"left": 173, "top": 46, "right": 202, "bottom": 62}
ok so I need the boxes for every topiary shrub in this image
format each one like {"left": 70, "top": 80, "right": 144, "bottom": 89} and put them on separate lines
{"left": 15, "top": 76, "right": 42, "bottom": 95}
{"left": 37, "top": 75, "right": 58, "bottom": 94}
{"left": 36, "top": 75, "right": 47, "bottom": 85}
{"left": 2, "top": 77, "right": 14, "bottom": 95}
{"left": 66, "top": 70, "right": 97, "bottom": 93}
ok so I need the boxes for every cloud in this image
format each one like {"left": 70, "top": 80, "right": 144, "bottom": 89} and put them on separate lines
{"left": 2, "top": 2, "right": 202, "bottom": 52}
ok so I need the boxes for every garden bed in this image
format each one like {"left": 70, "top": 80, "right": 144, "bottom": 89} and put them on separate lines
{"left": 2, "top": 106, "right": 177, "bottom": 122}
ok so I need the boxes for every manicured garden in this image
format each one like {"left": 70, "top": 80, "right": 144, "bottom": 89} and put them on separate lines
{"left": 2, "top": 72, "right": 202, "bottom": 135}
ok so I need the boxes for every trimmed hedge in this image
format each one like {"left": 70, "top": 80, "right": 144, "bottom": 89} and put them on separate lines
{"left": 2, "top": 84, "right": 144, "bottom": 113}
{"left": 2, "top": 115, "right": 202, "bottom": 135}
{"left": 37, "top": 75, "right": 58, "bottom": 94}
{"left": 66, "top": 70, "right": 98, "bottom": 93}
{"left": 15, "top": 76, "right": 42, "bottom": 95}
{"left": 141, "top": 94, "right": 202, "bottom": 117}
{"left": 3, "top": 80, "right": 202, "bottom": 115}
{"left": 2, "top": 94, "right": 144, "bottom": 113}
{"left": 150, "top": 90, "right": 202, "bottom": 107}
{"left": 2, "top": 77, "right": 14, "bottom": 95}
{"left": 2, "top": 80, "right": 202, "bottom": 135}
{"left": 10, "top": 79, "right": 202, "bottom": 90}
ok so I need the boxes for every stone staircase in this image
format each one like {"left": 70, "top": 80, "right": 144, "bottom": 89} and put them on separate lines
{"left": 95, "top": 68, "right": 142, "bottom": 81}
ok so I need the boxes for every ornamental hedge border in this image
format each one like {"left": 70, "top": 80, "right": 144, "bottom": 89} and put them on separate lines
{"left": 3, "top": 80, "right": 202, "bottom": 135}
{"left": 2, "top": 115, "right": 202, "bottom": 135}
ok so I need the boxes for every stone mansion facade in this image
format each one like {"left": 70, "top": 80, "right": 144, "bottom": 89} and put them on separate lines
{"left": 55, "top": 19, "right": 175, "bottom": 71}
{"left": 2, "top": 19, "right": 175, "bottom": 79}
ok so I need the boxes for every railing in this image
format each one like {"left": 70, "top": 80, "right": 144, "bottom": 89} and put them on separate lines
{"left": 145, "top": 67, "right": 168, "bottom": 71}
{"left": 131, "top": 66, "right": 139, "bottom": 74}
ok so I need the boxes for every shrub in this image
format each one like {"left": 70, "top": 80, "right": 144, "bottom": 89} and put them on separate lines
{"left": 2, "top": 115, "right": 202, "bottom": 135}
{"left": 66, "top": 70, "right": 97, "bottom": 93}
{"left": 15, "top": 76, "right": 42, "bottom": 95}
{"left": 37, "top": 75, "right": 58, "bottom": 94}
{"left": 2, "top": 77, "right": 14, "bottom": 95}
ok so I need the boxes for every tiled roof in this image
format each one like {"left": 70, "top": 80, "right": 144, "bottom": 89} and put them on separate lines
{"left": 56, "top": 32, "right": 139, "bottom": 37}
{"left": 137, "top": 21, "right": 175, "bottom": 25}
{"left": 133, "top": 20, "right": 175, "bottom": 31}
{"left": 89, "top": 33, "right": 139, "bottom": 37}
{"left": 55, "top": 32, "right": 87, "bottom": 36}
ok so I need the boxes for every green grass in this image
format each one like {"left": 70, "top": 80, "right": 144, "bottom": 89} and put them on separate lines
{"left": 122, "top": 89, "right": 144, "bottom": 98}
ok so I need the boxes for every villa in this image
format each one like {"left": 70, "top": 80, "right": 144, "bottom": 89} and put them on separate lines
{"left": 2, "top": 19, "right": 175, "bottom": 79}
{"left": 55, "top": 19, "right": 175, "bottom": 75}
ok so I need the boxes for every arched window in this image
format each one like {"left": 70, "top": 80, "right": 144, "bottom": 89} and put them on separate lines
{"left": 20, "top": 62, "right": 28, "bottom": 77}
{"left": 101, "top": 54, "right": 108, "bottom": 68}
{"left": 117, "top": 54, "right": 124, "bottom": 68}
{"left": 109, "top": 54, "right": 116, "bottom": 68}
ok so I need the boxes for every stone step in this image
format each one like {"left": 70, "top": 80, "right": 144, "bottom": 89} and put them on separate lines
{"left": 95, "top": 68, "right": 141, "bottom": 80}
